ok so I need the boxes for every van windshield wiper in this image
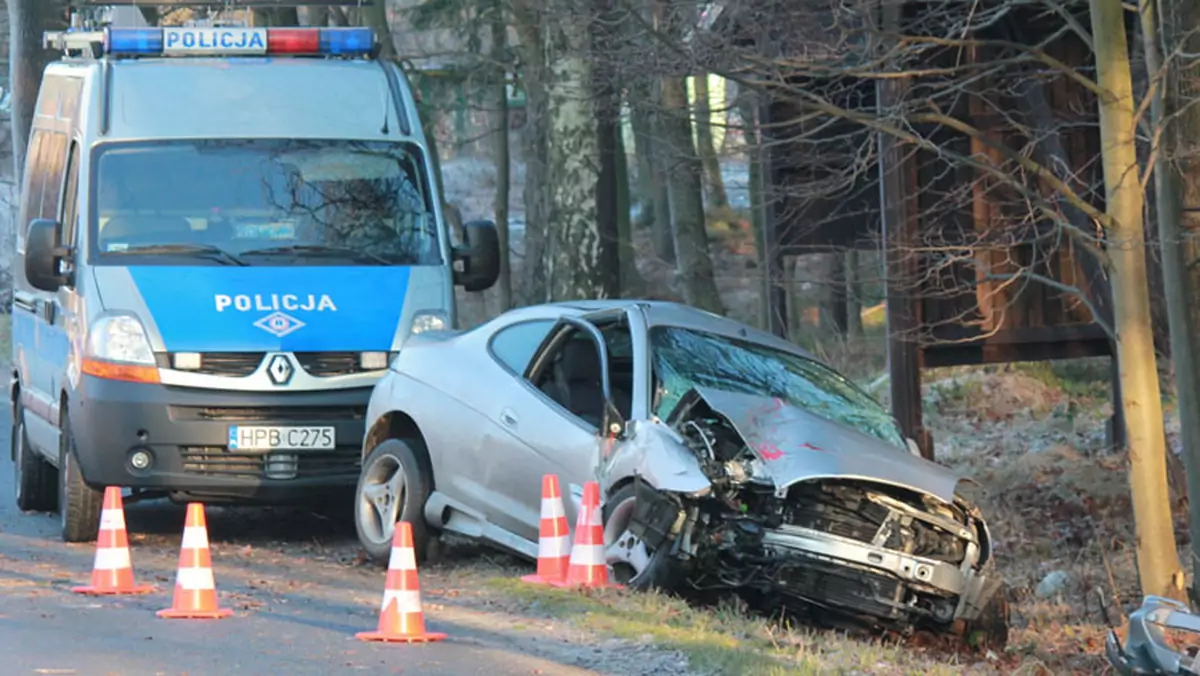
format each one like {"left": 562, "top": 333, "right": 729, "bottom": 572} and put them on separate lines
{"left": 239, "top": 244, "right": 392, "bottom": 265}
{"left": 114, "top": 243, "right": 247, "bottom": 266}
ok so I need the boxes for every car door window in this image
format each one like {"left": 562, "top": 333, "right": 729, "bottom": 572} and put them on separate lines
{"left": 528, "top": 328, "right": 608, "bottom": 429}
{"left": 488, "top": 319, "right": 556, "bottom": 375}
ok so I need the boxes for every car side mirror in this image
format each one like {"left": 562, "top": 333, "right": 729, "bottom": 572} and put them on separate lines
{"left": 452, "top": 219, "right": 500, "bottom": 292}
{"left": 25, "top": 218, "right": 70, "bottom": 292}
{"left": 602, "top": 399, "right": 626, "bottom": 440}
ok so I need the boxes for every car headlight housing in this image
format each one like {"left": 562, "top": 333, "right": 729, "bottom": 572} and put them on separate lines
{"left": 87, "top": 314, "right": 156, "bottom": 365}
{"left": 409, "top": 310, "right": 448, "bottom": 336}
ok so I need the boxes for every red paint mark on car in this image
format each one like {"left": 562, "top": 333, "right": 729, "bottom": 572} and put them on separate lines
{"left": 757, "top": 442, "right": 785, "bottom": 460}
{"left": 799, "top": 442, "right": 829, "bottom": 453}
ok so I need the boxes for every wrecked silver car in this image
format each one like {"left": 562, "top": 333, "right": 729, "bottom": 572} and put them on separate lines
{"left": 354, "top": 300, "right": 1007, "bottom": 640}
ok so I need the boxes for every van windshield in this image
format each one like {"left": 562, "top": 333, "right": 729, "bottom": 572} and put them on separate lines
{"left": 90, "top": 139, "right": 442, "bottom": 266}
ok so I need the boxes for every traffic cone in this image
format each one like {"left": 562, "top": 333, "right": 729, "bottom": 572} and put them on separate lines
{"left": 157, "top": 503, "right": 233, "bottom": 620}
{"left": 521, "top": 474, "right": 572, "bottom": 586}
{"left": 72, "top": 486, "right": 154, "bottom": 595}
{"left": 552, "top": 481, "right": 621, "bottom": 590}
{"left": 356, "top": 520, "right": 447, "bottom": 643}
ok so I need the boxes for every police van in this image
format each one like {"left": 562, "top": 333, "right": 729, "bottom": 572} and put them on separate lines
{"left": 9, "top": 19, "right": 500, "bottom": 542}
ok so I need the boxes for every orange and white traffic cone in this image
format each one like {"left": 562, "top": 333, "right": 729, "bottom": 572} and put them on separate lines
{"left": 521, "top": 474, "right": 572, "bottom": 586}
{"left": 552, "top": 481, "right": 621, "bottom": 590}
{"left": 357, "top": 520, "right": 447, "bottom": 643}
{"left": 72, "top": 486, "right": 154, "bottom": 595}
{"left": 157, "top": 503, "right": 232, "bottom": 620}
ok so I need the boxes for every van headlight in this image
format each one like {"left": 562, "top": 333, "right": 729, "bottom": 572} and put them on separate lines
{"left": 409, "top": 311, "right": 448, "bottom": 336}
{"left": 87, "top": 314, "right": 156, "bottom": 365}
{"left": 82, "top": 314, "right": 160, "bottom": 384}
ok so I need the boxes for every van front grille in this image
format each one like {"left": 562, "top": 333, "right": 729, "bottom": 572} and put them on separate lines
{"left": 295, "top": 352, "right": 362, "bottom": 377}
{"left": 155, "top": 352, "right": 264, "bottom": 377}
{"left": 168, "top": 405, "right": 367, "bottom": 423}
{"left": 179, "top": 446, "right": 362, "bottom": 479}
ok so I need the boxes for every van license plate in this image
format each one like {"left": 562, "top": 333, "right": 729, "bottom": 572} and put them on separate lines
{"left": 227, "top": 426, "right": 335, "bottom": 451}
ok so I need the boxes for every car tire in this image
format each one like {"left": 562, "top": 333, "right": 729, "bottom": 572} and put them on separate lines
{"left": 354, "top": 438, "right": 432, "bottom": 566}
{"left": 58, "top": 415, "right": 102, "bottom": 543}
{"left": 12, "top": 399, "right": 58, "bottom": 512}
{"left": 603, "top": 482, "right": 678, "bottom": 590}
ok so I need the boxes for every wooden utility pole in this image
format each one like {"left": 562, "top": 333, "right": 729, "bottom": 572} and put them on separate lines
{"left": 1091, "top": 0, "right": 1186, "bottom": 601}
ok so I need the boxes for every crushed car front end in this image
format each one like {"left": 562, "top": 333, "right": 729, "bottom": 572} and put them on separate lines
{"left": 603, "top": 383, "right": 1006, "bottom": 641}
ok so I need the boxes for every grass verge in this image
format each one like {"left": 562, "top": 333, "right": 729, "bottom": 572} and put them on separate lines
{"left": 485, "top": 578, "right": 995, "bottom": 675}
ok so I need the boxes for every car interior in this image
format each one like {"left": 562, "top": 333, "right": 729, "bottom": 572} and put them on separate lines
{"left": 532, "top": 321, "right": 634, "bottom": 429}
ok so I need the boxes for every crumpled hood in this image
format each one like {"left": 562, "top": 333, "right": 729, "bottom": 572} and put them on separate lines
{"left": 691, "top": 386, "right": 965, "bottom": 503}
{"left": 110, "top": 265, "right": 412, "bottom": 352}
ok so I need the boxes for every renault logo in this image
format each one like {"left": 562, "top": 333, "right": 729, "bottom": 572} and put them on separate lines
{"left": 266, "top": 354, "right": 294, "bottom": 386}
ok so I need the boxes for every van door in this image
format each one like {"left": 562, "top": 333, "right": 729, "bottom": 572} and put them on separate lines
{"left": 13, "top": 127, "right": 70, "bottom": 447}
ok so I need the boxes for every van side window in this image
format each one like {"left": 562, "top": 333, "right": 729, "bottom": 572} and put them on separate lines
{"left": 39, "top": 132, "right": 69, "bottom": 221}
{"left": 61, "top": 142, "right": 81, "bottom": 248}
{"left": 17, "top": 130, "right": 49, "bottom": 248}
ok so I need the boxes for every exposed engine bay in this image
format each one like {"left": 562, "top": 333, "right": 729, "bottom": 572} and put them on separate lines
{"left": 626, "top": 390, "right": 1002, "bottom": 637}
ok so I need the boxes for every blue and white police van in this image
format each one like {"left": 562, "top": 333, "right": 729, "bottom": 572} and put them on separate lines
{"left": 9, "top": 20, "right": 500, "bottom": 542}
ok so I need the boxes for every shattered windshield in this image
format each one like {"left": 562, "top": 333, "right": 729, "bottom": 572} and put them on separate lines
{"left": 649, "top": 327, "right": 907, "bottom": 448}
{"left": 90, "top": 139, "right": 440, "bottom": 266}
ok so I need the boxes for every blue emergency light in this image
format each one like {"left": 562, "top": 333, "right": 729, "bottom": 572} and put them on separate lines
{"left": 104, "top": 26, "right": 375, "bottom": 57}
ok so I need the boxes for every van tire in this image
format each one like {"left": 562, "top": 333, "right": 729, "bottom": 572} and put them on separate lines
{"left": 13, "top": 400, "right": 58, "bottom": 512}
{"left": 58, "top": 416, "right": 102, "bottom": 543}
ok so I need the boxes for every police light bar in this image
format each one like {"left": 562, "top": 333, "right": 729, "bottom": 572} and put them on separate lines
{"left": 105, "top": 26, "right": 375, "bottom": 57}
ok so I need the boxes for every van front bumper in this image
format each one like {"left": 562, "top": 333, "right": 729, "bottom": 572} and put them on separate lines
{"left": 68, "top": 374, "right": 369, "bottom": 503}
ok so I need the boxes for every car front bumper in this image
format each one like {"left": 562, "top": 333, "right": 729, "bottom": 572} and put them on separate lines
{"left": 762, "top": 523, "right": 998, "bottom": 624}
{"left": 68, "top": 374, "right": 369, "bottom": 503}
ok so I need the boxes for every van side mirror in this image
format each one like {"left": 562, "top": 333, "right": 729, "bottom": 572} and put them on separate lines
{"left": 453, "top": 219, "right": 500, "bottom": 292}
{"left": 25, "top": 219, "right": 69, "bottom": 292}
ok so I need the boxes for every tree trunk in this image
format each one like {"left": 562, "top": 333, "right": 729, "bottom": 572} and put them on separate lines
{"left": 511, "top": 2, "right": 548, "bottom": 303}
{"left": 614, "top": 112, "right": 643, "bottom": 295}
{"left": 1147, "top": 0, "right": 1200, "bottom": 602}
{"left": 1163, "top": 2, "right": 1200, "bottom": 335}
{"left": 646, "top": 81, "right": 676, "bottom": 264}
{"left": 660, "top": 76, "right": 724, "bottom": 314}
{"left": 1091, "top": 0, "right": 1186, "bottom": 602}
{"left": 629, "top": 89, "right": 657, "bottom": 230}
{"left": 819, "top": 251, "right": 847, "bottom": 337}
{"left": 490, "top": 8, "right": 513, "bottom": 312}
{"left": 692, "top": 74, "right": 728, "bottom": 210}
{"left": 303, "top": 6, "right": 330, "bottom": 26}
{"left": 738, "top": 90, "right": 769, "bottom": 329}
{"left": 0, "top": 0, "right": 10, "bottom": 179}
{"left": 846, "top": 248, "right": 864, "bottom": 337}
{"left": 515, "top": 0, "right": 605, "bottom": 301}
{"left": 590, "top": 0, "right": 623, "bottom": 300}
{"left": 9, "top": 0, "right": 67, "bottom": 182}
{"left": 360, "top": 2, "right": 393, "bottom": 59}
{"left": 251, "top": 8, "right": 300, "bottom": 27}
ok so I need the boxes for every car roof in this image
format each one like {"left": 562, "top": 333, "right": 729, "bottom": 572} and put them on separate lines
{"left": 495, "top": 299, "right": 816, "bottom": 360}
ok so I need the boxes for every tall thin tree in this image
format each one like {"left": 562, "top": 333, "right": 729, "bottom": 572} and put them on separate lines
{"left": 1092, "top": 0, "right": 1187, "bottom": 601}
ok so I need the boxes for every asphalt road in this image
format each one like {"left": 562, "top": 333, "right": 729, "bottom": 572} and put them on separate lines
{"left": 0, "top": 412, "right": 627, "bottom": 676}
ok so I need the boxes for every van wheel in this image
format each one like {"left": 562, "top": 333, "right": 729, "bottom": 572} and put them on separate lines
{"left": 58, "top": 416, "right": 102, "bottom": 543}
{"left": 12, "top": 400, "right": 57, "bottom": 512}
